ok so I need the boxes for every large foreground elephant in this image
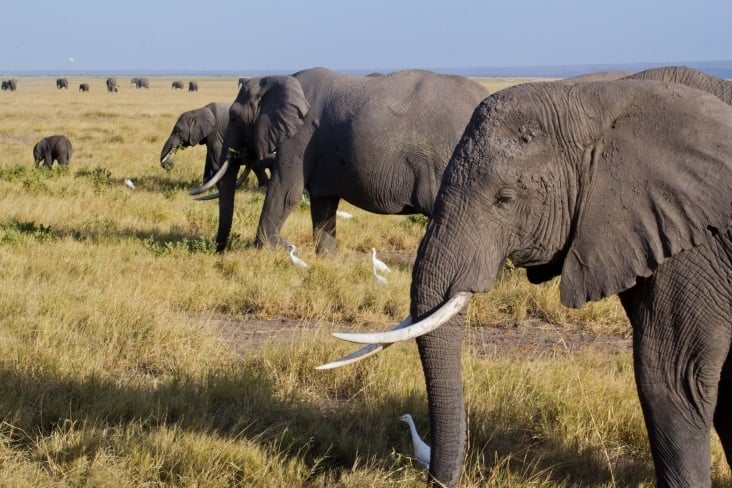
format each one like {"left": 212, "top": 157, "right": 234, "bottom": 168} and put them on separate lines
{"left": 323, "top": 80, "right": 732, "bottom": 487}
{"left": 160, "top": 102, "right": 269, "bottom": 187}
{"left": 192, "top": 67, "right": 489, "bottom": 254}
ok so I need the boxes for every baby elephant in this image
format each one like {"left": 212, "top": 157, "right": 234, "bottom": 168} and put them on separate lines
{"left": 33, "top": 135, "right": 72, "bottom": 168}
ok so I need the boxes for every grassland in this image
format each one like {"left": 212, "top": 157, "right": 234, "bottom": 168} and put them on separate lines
{"left": 0, "top": 76, "right": 727, "bottom": 487}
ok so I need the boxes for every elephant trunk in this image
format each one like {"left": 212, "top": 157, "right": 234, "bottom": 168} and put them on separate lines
{"left": 160, "top": 137, "right": 179, "bottom": 169}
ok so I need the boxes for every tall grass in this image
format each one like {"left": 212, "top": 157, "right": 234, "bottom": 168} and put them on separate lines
{"left": 0, "top": 77, "right": 727, "bottom": 486}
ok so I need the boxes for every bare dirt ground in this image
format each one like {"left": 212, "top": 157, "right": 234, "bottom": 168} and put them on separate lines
{"left": 213, "top": 316, "right": 632, "bottom": 360}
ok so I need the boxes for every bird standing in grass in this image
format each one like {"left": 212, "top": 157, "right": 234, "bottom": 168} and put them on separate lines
{"left": 287, "top": 245, "right": 309, "bottom": 268}
{"left": 373, "top": 266, "right": 388, "bottom": 284}
{"left": 371, "top": 248, "right": 391, "bottom": 273}
{"left": 399, "top": 413, "right": 431, "bottom": 469}
{"left": 124, "top": 178, "right": 135, "bottom": 190}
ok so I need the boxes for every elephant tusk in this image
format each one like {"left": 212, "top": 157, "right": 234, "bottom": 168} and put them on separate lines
{"left": 316, "top": 316, "right": 413, "bottom": 370}
{"left": 189, "top": 159, "right": 230, "bottom": 195}
{"left": 161, "top": 148, "right": 176, "bottom": 164}
{"left": 330, "top": 292, "right": 472, "bottom": 345}
{"left": 191, "top": 168, "right": 251, "bottom": 201}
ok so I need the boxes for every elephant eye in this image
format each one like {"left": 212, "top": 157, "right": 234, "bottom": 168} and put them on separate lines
{"left": 495, "top": 189, "right": 516, "bottom": 208}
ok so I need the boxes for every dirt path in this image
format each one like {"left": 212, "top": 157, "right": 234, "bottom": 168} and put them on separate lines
{"left": 212, "top": 316, "right": 632, "bottom": 359}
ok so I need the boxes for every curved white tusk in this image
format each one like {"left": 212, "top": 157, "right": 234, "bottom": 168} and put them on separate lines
{"left": 331, "top": 292, "right": 471, "bottom": 344}
{"left": 191, "top": 166, "right": 252, "bottom": 201}
{"left": 161, "top": 148, "right": 176, "bottom": 164}
{"left": 189, "top": 159, "right": 230, "bottom": 195}
{"left": 316, "top": 316, "right": 413, "bottom": 370}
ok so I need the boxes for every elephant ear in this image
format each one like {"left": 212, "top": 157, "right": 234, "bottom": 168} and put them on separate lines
{"left": 559, "top": 81, "right": 732, "bottom": 308}
{"left": 187, "top": 109, "right": 215, "bottom": 146}
{"left": 252, "top": 76, "right": 309, "bottom": 159}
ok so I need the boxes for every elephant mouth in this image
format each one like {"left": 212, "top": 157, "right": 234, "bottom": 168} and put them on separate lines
{"left": 317, "top": 291, "right": 472, "bottom": 369}
{"left": 161, "top": 148, "right": 177, "bottom": 169}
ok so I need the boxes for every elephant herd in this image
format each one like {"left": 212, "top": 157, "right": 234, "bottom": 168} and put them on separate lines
{"left": 22, "top": 65, "right": 732, "bottom": 487}
{"left": 167, "top": 65, "right": 728, "bottom": 488}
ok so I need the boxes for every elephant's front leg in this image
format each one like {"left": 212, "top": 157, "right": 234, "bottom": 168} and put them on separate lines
{"left": 310, "top": 196, "right": 339, "bottom": 255}
{"left": 255, "top": 169, "right": 302, "bottom": 249}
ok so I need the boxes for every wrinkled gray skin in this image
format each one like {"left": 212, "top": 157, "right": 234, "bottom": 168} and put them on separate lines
{"left": 624, "top": 65, "right": 732, "bottom": 104}
{"left": 78, "top": 83, "right": 89, "bottom": 92}
{"left": 160, "top": 102, "right": 269, "bottom": 186}
{"left": 188, "top": 81, "right": 198, "bottom": 92}
{"left": 130, "top": 77, "right": 149, "bottom": 89}
{"left": 211, "top": 67, "right": 489, "bottom": 254}
{"left": 106, "top": 78, "right": 119, "bottom": 93}
{"left": 56, "top": 78, "right": 68, "bottom": 89}
{"left": 172, "top": 80, "right": 184, "bottom": 90}
{"left": 405, "top": 80, "right": 732, "bottom": 487}
{"left": 33, "top": 135, "right": 72, "bottom": 169}
{"left": 557, "top": 70, "right": 631, "bottom": 84}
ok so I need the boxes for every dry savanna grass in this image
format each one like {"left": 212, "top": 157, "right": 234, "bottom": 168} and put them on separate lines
{"left": 0, "top": 76, "right": 728, "bottom": 486}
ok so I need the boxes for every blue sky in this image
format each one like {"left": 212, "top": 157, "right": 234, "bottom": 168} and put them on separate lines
{"left": 1, "top": 0, "right": 730, "bottom": 73}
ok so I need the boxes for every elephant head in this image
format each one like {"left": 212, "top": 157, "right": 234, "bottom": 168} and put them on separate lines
{"left": 322, "top": 80, "right": 732, "bottom": 486}
{"left": 160, "top": 106, "right": 217, "bottom": 170}
{"left": 32, "top": 139, "right": 48, "bottom": 167}
{"left": 189, "top": 75, "right": 310, "bottom": 251}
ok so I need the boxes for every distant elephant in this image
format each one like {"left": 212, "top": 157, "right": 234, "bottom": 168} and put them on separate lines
{"left": 130, "top": 77, "right": 149, "bottom": 89}
{"left": 191, "top": 67, "right": 489, "bottom": 254}
{"left": 188, "top": 81, "right": 198, "bottom": 92}
{"left": 624, "top": 65, "right": 732, "bottom": 104}
{"left": 160, "top": 102, "right": 270, "bottom": 187}
{"left": 33, "top": 135, "right": 73, "bottom": 168}
{"left": 106, "top": 78, "right": 119, "bottom": 92}
{"left": 172, "top": 80, "right": 184, "bottom": 90}
{"left": 558, "top": 70, "right": 631, "bottom": 84}
{"left": 56, "top": 78, "right": 69, "bottom": 89}
{"left": 78, "top": 83, "right": 89, "bottom": 92}
{"left": 324, "top": 80, "right": 732, "bottom": 487}
{"left": 2, "top": 79, "right": 17, "bottom": 91}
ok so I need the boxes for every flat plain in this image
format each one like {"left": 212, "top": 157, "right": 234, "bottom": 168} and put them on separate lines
{"left": 0, "top": 75, "right": 727, "bottom": 487}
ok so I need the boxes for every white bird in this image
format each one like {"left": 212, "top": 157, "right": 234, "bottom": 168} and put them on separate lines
{"left": 287, "top": 245, "right": 309, "bottom": 268}
{"left": 373, "top": 266, "right": 388, "bottom": 285}
{"left": 399, "top": 413, "right": 431, "bottom": 469}
{"left": 371, "top": 248, "right": 391, "bottom": 273}
{"left": 124, "top": 178, "right": 135, "bottom": 190}
{"left": 336, "top": 210, "right": 353, "bottom": 219}
{"left": 68, "top": 57, "right": 75, "bottom": 63}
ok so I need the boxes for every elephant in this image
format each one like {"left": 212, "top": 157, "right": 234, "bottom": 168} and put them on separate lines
{"left": 188, "top": 81, "right": 198, "bottom": 92}
{"left": 191, "top": 67, "right": 489, "bottom": 254}
{"left": 78, "top": 83, "right": 90, "bottom": 92}
{"left": 623, "top": 65, "right": 732, "bottom": 104}
{"left": 160, "top": 102, "right": 270, "bottom": 187}
{"left": 130, "top": 77, "right": 149, "bottom": 89}
{"left": 56, "top": 78, "right": 69, "bottom": 89}
{"left": 322, "top": 80, "right": 732, "bottom": 487}
{"left": 172, "top": 80, "right": 184, "bottom": 90}
{"left": 106, "top": 78, "right": 119, "bottom": 92}
{"left": 33, "top": 135, "right": 73, "bottom": 168}
{"left": 2, "top": 79, "right": 17, "bottom": 91}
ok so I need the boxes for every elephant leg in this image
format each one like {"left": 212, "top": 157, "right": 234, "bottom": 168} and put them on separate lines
{"left": 619, "top": 246, "right": 730, "bottom": 487}
{"left": 714, "top": 354, "right": 732, "bottom": 468}
{"left": 255, "top": 171, "right": 302, "bottom": 249}
{"left": 310, "top": 196, "right": 339, "bottom": 255}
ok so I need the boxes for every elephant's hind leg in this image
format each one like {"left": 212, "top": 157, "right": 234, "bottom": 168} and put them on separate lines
{"left": 310, "top": 196, "right": 339, "bottom": 255}
{"left": 620, "top": 241, "right": 731, "bottom": 487}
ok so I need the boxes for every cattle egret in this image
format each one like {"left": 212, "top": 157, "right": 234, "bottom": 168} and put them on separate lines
{"left": 287, "top": 245, "right": 309, "bottom": 268}
{"left": 124, "top": 178, "right": 135, "bottom": 190}
{"left": 336, "top": 210, "right": 353, "bottom": 219}
{"left": 371, "top": 248, "right": 391, "bottom": 273}
{"left": 373, "top": 266, "right": 388, "bottom": 284}
{"left": 399, "top": 413, "right": 431, "bottom": 469}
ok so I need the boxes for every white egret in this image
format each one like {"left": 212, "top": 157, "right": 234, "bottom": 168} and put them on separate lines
{"left": 124, "top": 178, "right": 135, "bottom": 190}
{"left": 373, "top": 266, "right": 388, "bottom": 284}
{"left": 399, "top": 413, "right": 431, "bottom": 469}
{"left": 336, "top": 210, "right": 353, "bottom": 219}
{"left": 287, "top": 245, "right": 309, "bottom": 268}
{"left": 371, "top": 248, "right": 391, "bottom": 273}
